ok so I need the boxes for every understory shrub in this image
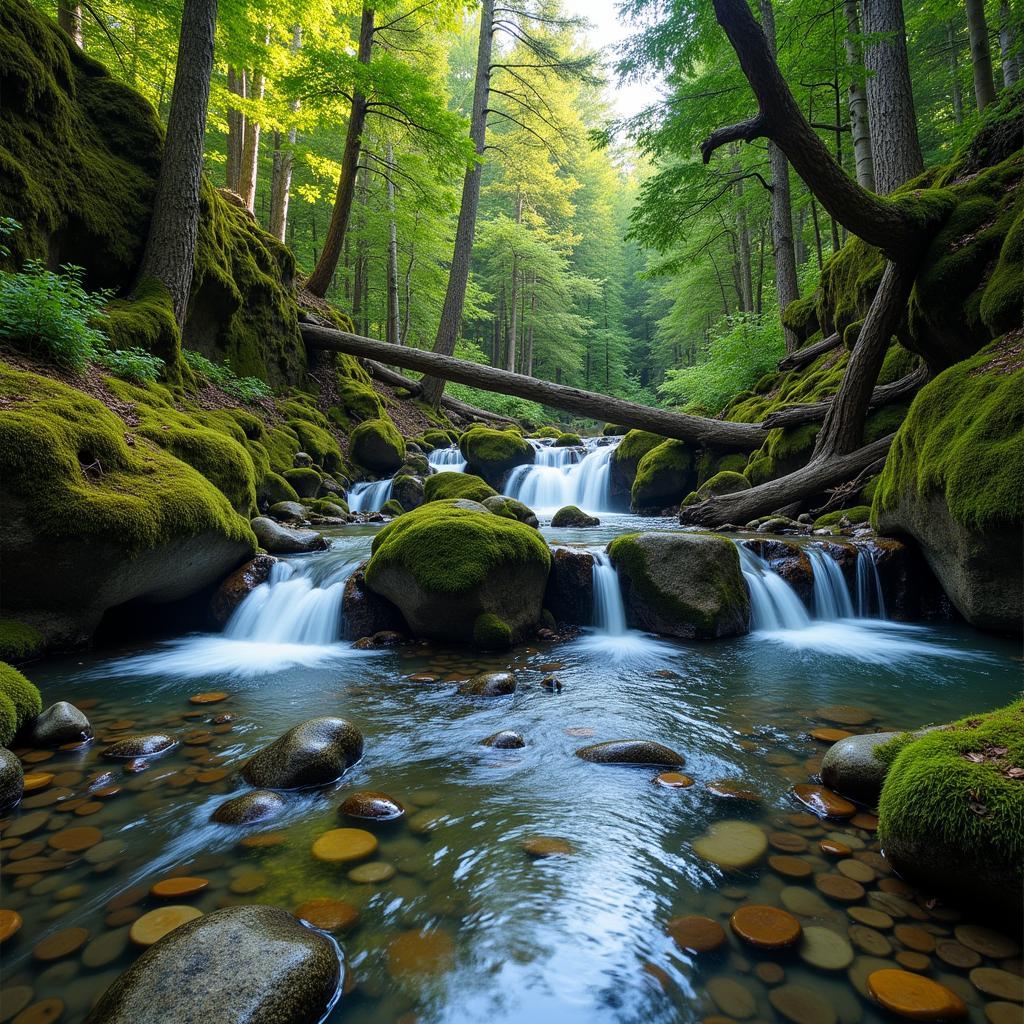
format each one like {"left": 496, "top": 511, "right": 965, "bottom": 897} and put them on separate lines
{"left": 183, "top": 349, "right": 273, "bottom": 403}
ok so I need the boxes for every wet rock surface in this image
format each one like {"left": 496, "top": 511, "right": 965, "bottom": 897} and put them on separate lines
{"left": 27, "top": 701, "right": 93, "bottom": 746}
{"left": 242, "top": 717, "right": 364, "bottom": 790}
{"left": 341, "top": 563, "right": 406, "bottom": 642}
{"left": 481, "top": 730, "right": 525, "bottom": 749}
{"left": 458, "top": 672, "right": 517, "bottom": 697}
{"left": 209, "top": 555, "right": 277, "bottom": 627}
{"left": 103, "top": 733, "right": 178, "bottom": 760}
{"left": 820, "top": 730, "right": 901, "bottom": 804}
{"left": 544, "top": 547, "right": 595, "bottom": 625}
{"left": 339, "top": 791, "right": 405, "bottom": 821}
{"left": 212, "top": 789, "right": 288, "bottom": 825}
{"left": 250, "top": 517, "right": 329, "bottom": 555}
{"left": 575, "top": 740, "right": 685, "bottom": 767}
{"left": 0, "top": 746, "right": 23, "bottom": 810}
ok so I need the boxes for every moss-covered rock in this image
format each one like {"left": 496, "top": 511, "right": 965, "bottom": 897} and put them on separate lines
{"left": 0, "top": 363, "right": 255, "bottom": 648}
{"left": 631, "top": 440, "right": 696, "bottom": 510}
{"left": 282, "top": 467, "right": 322, "bottom": 499}
{"left": 877, "top": 699, "right": 1024, "bottom": 920}
{"left": 350, "top": 418, "right": 405, "bottom": 474}
{"left": 473, "top": 613, "right": 513, "bottom": 651}
{"left": 0, "top": 662, "right": 41, "bottom": 733}
{"left": 423, "top": 472, "right": 497, "bottom": 504}
{"left": 459, "top": 427, "right": 534, "bottom": 486}
{"left": 873, "top": 336, "right": 1023, "bottom": 632}
{"left": 258, "top": 472, "right": 300, "bottom": 508}
{"left": 0, "top": 619, "right": 43, "bottom": 662}
{"left": 681, "top": 470, "right": 751, "bottom": 508}
{"left": 813, "top": 506, "right": 871, "bottom": 529}
{"left": 331, "top": 378, "right": 384, "bottom": 424}
{"left": 550, "top": 505, "right": 599, "bottom": 528}
{"left": 365, "top": 500, "right": 552, "bottom": 643}
{"left": 608, "top": 532, "right": 750, "bottom": 639}
{"left": 391, "top": 474, "right": 425, "bottom": 512}
{"left": 530, "top": 426, "right": 562, "bottom": 440}
{"left": 611, "top": 430, "right": 664, "bottom": 497}
{"left": 381, "top": 498, "right": 405, "bottom": 517}
{"left": 553, "top": 433, "right": 582, "bottom": 447}
{"left": 0, "top": 693, "right": 17, "bottom": 748}
{"left": 482, "top": 495, "right": 539, "bottom": 528}
{"left": 422, "top": 429, "right": 456, "bottom": 450}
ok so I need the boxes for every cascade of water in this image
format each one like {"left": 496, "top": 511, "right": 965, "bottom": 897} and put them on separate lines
{"left": 427, "top": 447, "right": 467, "bottom": 473}
{"left": 805, "top": 548, "right": 855, "bottom": 619}
{"left": 504, "top": 439, "right": 616, "bottom": 514}
{"left": 737, "top": 546, "right": 812, "bottom": 630}
{"left": 590, "top": 550, "right": 627, "bottom": 635}
{"left": 348, "top": 478, "right": 394, "bottom": 513}
{"left": 855, "top": 547, "right": 887, "bottom": 618}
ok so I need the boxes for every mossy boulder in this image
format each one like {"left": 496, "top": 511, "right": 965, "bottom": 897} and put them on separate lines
{"left": 0, "top": 693, "right": 17, "bottom": 747}
{"left": 813, "top": 506, "right": 871, "bottom": 530}
{"left": 530, "top": 426, "right": 562, "bottom": 440}
{"left": 0, "top": 619, "right": 43, "bottom": 662}
{"left": 631, "top": 440, "right": 697, "bottom": 510}
{"left": 553, "top": 433, "right": 582, "bottom": 447}
{"left": 873, "top": 337, "right": 1023, "bottom": 632}
{"left": 332, "top": 378, "right": 384, "bottom": 423}
{"left": 550, "top": 505, "right": 599, "bottom": 528}
{"left": 472, "top": 613, "right": 513, "bottom": 652}
{"left": 391, "top": 474, "right": 425, "bottom": 512}
{"left": 422, "top": 429, "right": 455, "bottom": 450}
{"left": 258, "top": 472, "right": 300, "bottom": 508}
{"left": 0, "top": 662, "right": 41, "bottom": 732}
{"left": 482, "top": 495, "right": 539, "bottom": 528}
{"left": 365, "top": 500, "right": 552, "bottom": 643}
{"left": 0, "top": 364, "right": 256, "bottom": 649}
{"left": 459, "top": 427, "right": 534, "bottom": 486}
{"left": 423, "top": 472, "right": 497, "bottom": 504}
{"left": 381, "top": 498, "right": 405, "bottom": 517}
{"left": 877, "top": 700, "right": 1024, "bottom": 921}
{"left": 350, "top": 418, "right": 405, "bottom": 474}
{"left": 608, "top": 533, "right": 750, "bottom": 639}
{"left": 282, "top": 467, "right": 322, "bottom": 499}
{"left": 611, "top": 430, "right": 664, "bottom": 497}
{"left": 681, "top": 470, "right": 751, "bottom": 508}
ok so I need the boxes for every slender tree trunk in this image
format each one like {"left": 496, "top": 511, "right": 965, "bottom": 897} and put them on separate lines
{"left": 733, "top": 156, "right": 754, "bottom": 312}
{"left": 506, "top": 191, "right": 523, "bottom": 371}
{"left": 949, "top": 23, "right": 965, "bottom": 125}
{"left": 402, "top": 231, "right": 416, "bottom": 345}
{"left": 420, "top": 0, "right": 495, "bottom": 406}
{"left": 794, "top": 204, "right": 807, "bottom": 266}
{"left": 135, "top": 0, "right": 218, "bottom": 330}
{"left": 269, "top": 26, "right": 301, "bottom": 242}
{"left": 810, "top": 198, "right": 824, "bottom": 269}
{"left": 966, "top": 0, "right": 998, "bottom": 110}
{"left": 760, "top": 0, "right": 800, "bottom": 350}
{"left": 1000, "top": 0, "right": 1020, "bottom": 86}
{"left": 305, "top": 5, "right": 376, "bottom": 297}
{"left": 842, "top": 0, "right": 875, "bottom": 190}
{"left": 525, "top": 279, "right": 537, "bottom": 376}
{"left": 225, "top": 68, "right": 246, "bottom": 194}
{"left": 861, "top": 0, "right": 924, "bottom": 194}
{"left": 57, "top": 2, "right": 83, "bottom": 47}
{"left": 238, "top": 58, "right": 265, "bottom": 213}
{"left": 385, "top": 142, "right": 402, "bottom": 345}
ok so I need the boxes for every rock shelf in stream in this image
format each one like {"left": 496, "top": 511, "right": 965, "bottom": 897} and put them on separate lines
{"left": 242, "top": 717, "right": 364, "bottom": 790}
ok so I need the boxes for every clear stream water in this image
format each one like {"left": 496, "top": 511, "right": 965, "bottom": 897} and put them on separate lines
{"left": 2, "top": 513, "right": 1021, "bottom": 1024}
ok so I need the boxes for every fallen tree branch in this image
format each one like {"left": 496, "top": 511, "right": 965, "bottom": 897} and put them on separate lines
{"left": 440, "top": 394, "right": 517, "bottom": 425}
{"left": 302, "top": 323, "right": 767, "bottom": 450}
{"left": 777, "top": 332, "right": 841, "bottom": 370}
{"left": 762, "top": 365, "right": 928, "bottom": 429}
{"left": 810, "top": 455, "right": 890, "bottom": 518}
{"left": 678, "top": 434, "right": 895, "bottom": 526}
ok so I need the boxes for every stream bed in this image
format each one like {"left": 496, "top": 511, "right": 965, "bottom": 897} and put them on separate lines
{"left": 1, "top": 516, "right": 1021, "bottom": 1024}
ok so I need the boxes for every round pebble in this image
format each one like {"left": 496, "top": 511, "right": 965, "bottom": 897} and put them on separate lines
{"left": 666, "top": 915, "right": 727, "bottom": 954}
{"left": 756, "top": 962, "right": 785, "bottom": 985}
{"left": 730, "top": 905, "right": 802, "bottom": 949}
{"left": 955, "top": 926, "right": 1020, "bottom": 959}
{"left": 11, "top": 999, "right": 63, "bottom": 1024}
{"left": 47, "top": 827, "right": 102, "bottom": 853}
{"left": 969, "top": 967, "right": 1024, "bottom": 1002}
{"left": 788, "top": 812, "right": 820, "bottom": 828}
{"left": 692, "top": 820, "right": 767, "bottom": 870}
{"left": 800, "top": 926, "right": 855, "bottom": 970}
{"left": 780, "top": 886, "right": 832, "bottom": 918}
{"left": 294, "top": 898, "right": 359, "bottom": 932}
{"left": 985, "top": 1002, "right": 1024, "bottom": 1024}
{"left": 387, "top": 928, "right": 456, "bottom": 978}
{"left": 896, "top": 950, "right": 932, "bottom": 972}
{"left": 311, "top": 828, "right": 378, "bottom": 864}
{"left": 33, "top": 926, "right": 89, "bottom": 961}
{"left": 770, "top": 832, "right": 808, "bottom": 853}
{"left": 347, "top": 861, "right": 396, "bottom": 884}
{"left": 129, "top": 906, "right": 202, "bottom": 947}
{"left": 21, "top": 773, "right": 54, "bottom": 793}
{"left": 229, "top": 871, "right": 266, "bottom": 895}
{"left": 150, "top": 876, "right": 209, "bottom": 899}
{"left": 867, "top": 968, "right": 967, "bottom": 1019}
{"left": 810, "top": 728, "right": 853, "bottom": 743}
{"left": 0, "top": 909, "right": 23, "bottom": 943}
{"left": 769, "top": 983, "right": 838, "bottom": 1024}
{"left": 850, "top": 924, "right": 893, "bottom": 957}
{"left": 815, "top": 873, "right": 865, "bottom": 903}
{"left": 817, "top": 705, "right": 874, "bottom": 726}
{"left": 0, "top": 986, "right": 34, "bottom": 1023}
{"left": 936, "top": 940, "right": 982, "bottom": 970}
{"left": 81, "top": 926, "right": 129, "bottom": 968}
{"left": 189, "top": 692, "right": 228, "bottom": 704}
{"left": 895, "top": 924, "right": 937, "bottom": 954}
{"left": 522, "top": 836, "right": 573, "bottom": 858}
{"left": 820, "top": 838, "right": 852, "bottom": 857}
{"left": 851, "top": 811, "right": 879, "bottom": 831}
{"left": 770, "top": 855, "right": 813, "bottom": 879}
{"left": 793, "top": 784, "right": 856, "bottom": 819}
{"left": 707, "top": 976, "right": 756, "bottom": 1018}
{"left": 339, "top": 791, "right": 405, "bottom": 822}
{"left": 837, "top": 858, "right": 875, "bottom": 883}
{"left": 706, "top": 779, "right": 762, "bottom": 802}
{"left": 239, "top": 832, "right": 286, "bottom": 849}
{"left": 654, "top": 772, "right": 694, "bottom": 788}
{"left": 6, "top": 813, "right": 49, "bottom": 838}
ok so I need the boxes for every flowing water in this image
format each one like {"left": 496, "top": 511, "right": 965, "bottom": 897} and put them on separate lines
{"left": 427, "top": 447, "right": 468, "bottom": 473}
{"left": 3, "top": 518, "right": 1020, "bottom": 1024}
{"left": 504, "top": 439, "right": 618, "bottom": 515}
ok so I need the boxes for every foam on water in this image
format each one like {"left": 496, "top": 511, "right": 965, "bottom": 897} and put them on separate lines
{"left": 504, "top": 438, "right": 617, "bottom": 514}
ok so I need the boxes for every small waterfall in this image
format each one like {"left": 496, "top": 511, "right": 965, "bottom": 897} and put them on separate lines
{"left": 855, "top": 548, "right": 887, "bottom": 618}
{"left": 428, "top": 447, "right": 467, "bottom": 473}
{"left": 504, "top": 439, "right": 616, "bottom": 514}
{"left": 591, "top": 550, "right": 627, "bottom": 635}
{"left": 737, "top": 546, "right": 812, "bottom": 630}
{"left": 805, "top": 548, "right": 855, "bottom": 619}
{"left": 348, "top": 478, "right": 393, "bottom": 513}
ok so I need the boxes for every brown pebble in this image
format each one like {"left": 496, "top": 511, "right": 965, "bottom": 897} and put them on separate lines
{"left": 47, "top": 827, "right": 102, "bottom": 853}
{"left": 985, "top": 1003, "right": 1024, "bottom": 1024}
{"left": 769, "top": 832, "right": 808, "bottom": 853}
{"left": 294, "top": 898, "right": 359, "bottom": 933}
{"left": 654, "top": 772, "right": 694, "bottom": 788}
{"left": 936, "top": 939, "right": 982, "bottom": 970}
{"left": 522, "top": 836, "right": 573, "bottom": 858}
{"left": 150, "top": 876, "right": 209, "bottom": 899}
{"left": 820, "top": 838, "right": 852, "bottom": 857}
{"left": 810, "top": 728, "right": 854, "bottom": 743}
{"left": 969, "top": 967, "right": 1024, "bottom": 1001}
{"left": 73, "top": 802, "right": 103, "bottom": 817}
{"left": 793, "top": 784, "right": 856, "bottom": 819}
{"left": 895, "top": 950, "right": 932, "bottom": 972}
{"left": 21, "top": 751, "right": 54, "bottom": 765}
{"left": 21, "top": 773, "right": 54, "bottom": 793}
{"left": 0, "top": 907, "right": 23, "bottom": 942}
{"left": 769, "top": 855, "right": 813, "bottom": 879}
{"left": 11, "top": 998, "right": 64, "bottom": 1024}
{"left": 849, "top": 906, "right": 895, "bottom": 930}
{"left": 896, "top": 924, "right": 937, "bottom": 953}
{"left": 814, "top": 873, "right": 865, "bottom": 903}
{"left": 666, "top": 915, "right": 727, "bottom": 954}
{"left": 787, "top": 812, "right": 820, "bottom": 828}
{"left": 756, "top": 962, "right": 785, "bottom": 985}
{"left": 189, "top": 692, "right": 229, "bottom": 705}
{"left": 33, "top": 926, "right": 89, "bottom": 961}
{"left": 730, "top": 905, "right": 802, "bottom": 949}
{"left": 239, "top": 832, "right": 286, "bottom": 849}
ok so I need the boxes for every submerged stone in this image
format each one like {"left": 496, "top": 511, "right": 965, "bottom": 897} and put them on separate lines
{"left": 481, "top": 730, "right": 525, "bottom": 749}
{"left": 693, "top": 820, "right": 768, "bottom": 870}
{"left": 87, "top": 906, "right": 341, "bottom": 1024}
{"left": 575, "top": 740, "right": 684, "bottom": 767}
{"left": 550, "top": 505, "right": 599, "bottom": 528}
{"left": 103, "top": 733, "right": 177, "bottom": 760}
{"left": 211, "top": 790, "right": 287, "bottom": 825}
{"left": 458, "top": 672, "right": 517, "bottom": 697}
{"left": 339, "top": 791, "right": 405, "bottom": 822}
{"left": 242, "top": 717, "right": 363, "bottom": 790}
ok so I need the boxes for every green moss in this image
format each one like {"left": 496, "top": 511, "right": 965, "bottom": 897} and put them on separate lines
{"left": 603, "top": 423, "right": 629, "bottom": 435}
{"left": 262, "top": 425, "right": 301, "bottom": 474}
{"left": 0, "top": 620, "right": 43, "bottom": 662}
{"left": 553, "top": 433, "right": 582, "bottom": 447}
{"left": 743, "top": 456, "right": 774, "bottom": 486}
{"left": 979, "top": 183, "right": 1024, "bottom": 338}
{"left": 473, "top": 612, "right": 512, "bottom": 651}
{"left": 423, "top": 473, "right": 497, "bottom": 504}
{"left": 483, "top": 495, "right": 537, "bottom": 525}
{"left": 288, "top": 421, "right": 341, "bottom": 472}
{"left": 366, "top": 499, "right": 551, "bottom": 595}
{"left": 382, "top": 498, "right": 405, "bottom": 517}
{"left": 0, "top": 362, "right": 255, "bottom": 554}
{"left": 105, "top": 277, "right": 182, "bottom": 375}
{"left": 877, "top": 344, "right": 920, "bottom": 386}
{"left": 632, "top": 440, "right": 695, "bottom": 509}
{"left": 877, "top": 699, "right": 1024, "bottom": 872}
{"left": 812, "top": 506, "right": 871, "bottom": 528}
{"left": 614, "top": 429, "right": 664, "bottom": 466}
{"left": 530, "top": 426, "right": 562, "bottom": 440}
{"left": 351, "top": 418, "right": 405, "bottom": 473}
{"left": 860, "top": 476, "right": 879, "bottom": 504}
{"left": 282, "top": 467, "right": 322, "bottom": 498}
{"left": 863, "top": 403, "right": 909, "bottom": 443}
{"left": 332, "top": 378, "right": 384, "bottom": 424}
{"left": 682, "top": 470, "right": 751, "bottom": 508}
{"left": 0, "top": 691, "right": 16, "bottom": 747}
{"left": 422, "top": 429, "right": 454, "bottom": 450}
{"left": 781, "top": 293, "right": 820, "bottom": 343}
{"left": 0, "top": 661, "right": 41, "bottom": 730}
{"left": 308, "top": 497, "right": 349, "bottom": 517}
{"left": 714, "top": 453, "right": 748, "bottom": 475}
{"left": 258, "top": 471, "right": 299, "bottom": 506}
{"left": 459, "top": 427, "right": 532, "bottom": 472}
{"left": 817, "top": 238, "right": 886, "bottom": 340}
{"left": 872, "top": 337, "right": 1024, "bottom": 531}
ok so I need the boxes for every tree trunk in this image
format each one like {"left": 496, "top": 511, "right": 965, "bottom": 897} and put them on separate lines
{"left": 526, "top": 282, "right": 537, "bottom": 376}
{"left": 225, "top": 67, "right": 246, "bottom": 193}
{"left": 810, "top": 198, "right": 824, "bottom": 269}
{"left": 842, "top": 0, "right": 875, "bottom": 190}
{"left": 949, "top": 22, "right": 965, "bottom": 125}
{"left": 269, "top": 26, "right": 301, "bottom": 242}
{"left": 385, "top": 143, "right": 402, "bottom": 345}
{"left": 305, "top": 5, "right": 375, "bottom": 297}
{"left": 135, "top": 0, "right": 218, "bottom": 330}
{"left": 794, "top": 204, "right": 807, "bottom": 266}
{"left": 861, "top": 0, "right": 924, "bottom": 194}
{"left": 966, "top": 0, "right": 998, "bottom": 110}
{"left": 678, "top": 434, "right": 894, "bottom": 526}
{"left": 777, "top": 331, "right": 842, "bottom": 370}
{"left": 1000, "top": 0, "right": 1020, "bottom": 86}
{"left": 238, "top": 54, "right": 266, "bottom": 213}
{"left": 419, "top": 0, "right": 495, "bottom": 406}
{"left": 733, "top": 155, "right": 754, "bottom": 312}
{"left": 57, "top": 2, "right": 83, "bottom": 47}
{"left": 814, "top": 259, "right": 916, "bottom": 458}
{"left": 760, "top": 0, "right": 800, "bottom": 351}
{"left": 302, "top": 323, "right": 768, "bottom": 449}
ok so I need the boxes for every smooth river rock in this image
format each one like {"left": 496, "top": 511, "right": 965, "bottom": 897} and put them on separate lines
{"left": 103, "top": 733, "right": 178, "bottom": 760}
{"left": 575, "top": 740, "right": 685, "bottom": 767}
{"left": 84, "top": 905, "right": 341, "bottom": 1024}
{"left": 481, "top": 731, "right": 525, "bottom": 749}
{"left": 211, "top": 790, "right": 287, "bottom": 825}
{"left": 0, "top": 747, "right": 23, "bottom": 811}
{"left": 209, "top": 555, "right": 277, "bottom": 627}
{"left": 242, "top": 717, "right": 364, "bottom": 790}
{"left": 820, "top": 731, "right": 901, "bottom": 804}
{"left": 339, "top": 791, "right": 405, "bottom": 822}
{"left": 28, "top": 701, "right": 93, "bottom": 746}
{"left": 250, "top": 517, "right": 328, "bottom": 555}
{"left": 458, "top": 672, "right": 517, "bottom": 697}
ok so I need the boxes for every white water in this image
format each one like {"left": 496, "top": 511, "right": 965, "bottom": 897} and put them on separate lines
{"left": 737, "top": 546, "right": 812, "bottom": 630}
{"left": 856, "top": 548, "right": 887, "bottom": 617}
{"left": 504, "top": 439, "right": 617, "bottom": 515}
{"left": 348, "top": 478, "right": 394, "bottom": 513}
{"left": 428, "top": 447, "right": 468, "bottom": 472}
{"left": 591, "top": 550, "right": 627, "bottom": 635}
{"left": 806, "top": 547, "right": 855, "bottom": 619}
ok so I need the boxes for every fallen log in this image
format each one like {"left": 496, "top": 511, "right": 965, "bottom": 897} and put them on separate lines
{"left": 366, "top": 359, "right": 423, "bottom": 396}
{"left": 761, "top": 365, "right": 928, "bottom": 429}
{"left": 777, "top": 332, "right": 841, "bottom": 370}
{"left": 678, "top": 434, "right": 895, "bottom": 526}
{"left": 303, "top": 324, "right": 767, "bottom": 450}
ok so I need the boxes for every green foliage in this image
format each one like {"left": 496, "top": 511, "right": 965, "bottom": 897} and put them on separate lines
{"left": 0, "top": 619, "right": 44, "bottom": 662}
{"left": 423, "top": 472, "right": 497, "bottom": 504}
{"left": 0, "top": 692, "right": 16, "bottom": 747}
{"left": 0, "top": 661, "right": 41, "bottom": 729}
{"left": 182, "top": 350, "right": 273, "bottom": 403}
{"left": 681, "top": 470, "right": 750, "bottom": 507}
{"left": 96, "top": 345, "right": 165, "bottom": 383}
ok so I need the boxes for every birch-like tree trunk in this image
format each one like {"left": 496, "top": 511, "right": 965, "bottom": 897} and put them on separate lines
{"left": 842, "top": 0, "right": 875, "bottom": 191}
{"left": 57, "top": 2, "right": 83, "bottom": 47}
{"left": 269, "top": 26, "right": 301, "bottom": 242}
{"left": 225, "top": 68, "right": 246, "bottom": 193}
{"left": 966, "top": 0, "right": 998, "bottom": 110}
{"left": 385, "top": 142, "right": 402, "bottom": 345}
